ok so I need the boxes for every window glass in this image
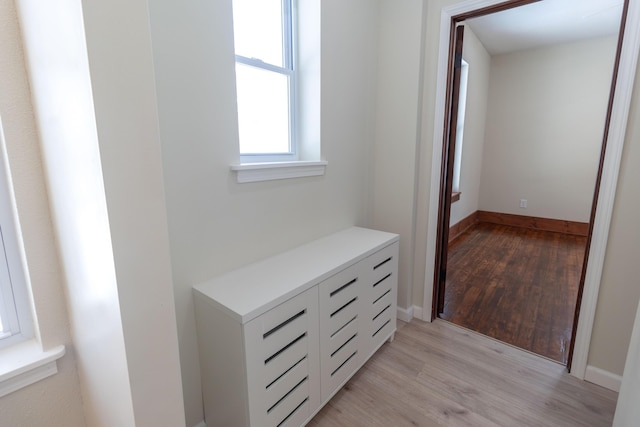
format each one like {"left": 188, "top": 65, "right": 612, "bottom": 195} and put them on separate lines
{"left": 232, "top": 0, "right": 284, "bottom": 67}
{"left": 236, "top": 63, "right": 291, "bottom": 154}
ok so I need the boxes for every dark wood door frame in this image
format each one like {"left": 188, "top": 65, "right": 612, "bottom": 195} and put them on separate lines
{"left": 436, "top": 24, "right": 465, "bottom": 315}
{"left": 431, "top": 0, "right": 629, "bottom": 372}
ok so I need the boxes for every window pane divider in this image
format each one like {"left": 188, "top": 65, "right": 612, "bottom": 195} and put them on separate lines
{"left": 235, "top": 55, "right": 293, "bottom": 76}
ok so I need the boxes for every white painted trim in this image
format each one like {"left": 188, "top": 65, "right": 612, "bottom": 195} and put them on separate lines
{"left": 584, "top": 365, "right": 622, "bottom": 392}
{"left": 0, "top": 340, "right": 65, "bottom": 397}
{"left": 571, "top": 0, "right": 640, "bottom": 379}
{"left": 421, "top": 0, "right": 640, "bottom": 379}
{"left": 397, "top": 305, "right": 414, "bottom": 322}
{"left": 192, "top": 421, "right": 206, "bottom": 427}
{"left": 412, "top": 305, "right": 426, "bottom": 322}
{"left": 230, "top": 160, "right": 327, "bottom": 183}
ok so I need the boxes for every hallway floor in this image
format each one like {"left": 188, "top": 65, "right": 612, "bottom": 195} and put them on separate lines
{"left": 309, "top": 319, "right": 617, "bottom": 426}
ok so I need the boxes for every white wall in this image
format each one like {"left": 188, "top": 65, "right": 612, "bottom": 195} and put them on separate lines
{"left": 0, "top": 1, "right": 85, "bottom": 425}
{"left": 588, "top": 61, "right": 640, "bottom": 376}
{"left": 372, "top": 0, "right": 424, "bottom": 311}
{"left": 147, "top": 0, "right": 379, "bottom": 424}
{"left": 613, "top": 298, "right": 640, "bottom": 425}
{"left": 17, "top": 0, "right": 185, "bottom": 425}
{"left": 449, "top": 25, "right": 490, "bottom": 226}
{"left": 478, "top": 37, "right": 617, "bottom": 222}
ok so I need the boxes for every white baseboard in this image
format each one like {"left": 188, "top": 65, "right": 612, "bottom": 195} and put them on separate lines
{"left": 397, "top": 305, "right": 429, "bottom": 322}
{"left": 193, "top": 421, "right": 206, "bottom": 427}
{"left": 584, "top": 365, "right": 622, "bottom": 392}
{"left": 397, "top": 305, "right": 414, "bottom": 322}
{"left": 413, "top": 305, "right": 426, "bottom": 321}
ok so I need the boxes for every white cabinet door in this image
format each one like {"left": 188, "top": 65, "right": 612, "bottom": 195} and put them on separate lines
{"left": 244, "top": 288, "right": 321, "bottom": 427}
{"left": 318, "top": 262, "right": 365, "bottom": 401}
{"left": 363, "top": 242, "right": 399, "bottom": 358}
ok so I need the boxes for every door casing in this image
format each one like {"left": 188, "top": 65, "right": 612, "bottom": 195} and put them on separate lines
{"left": 420, "top": 0, "right": 640, "bottom": 380}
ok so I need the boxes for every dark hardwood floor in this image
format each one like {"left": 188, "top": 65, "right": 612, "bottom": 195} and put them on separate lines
{"left": 441, "top": 222, "right": 586, "bottom": 364}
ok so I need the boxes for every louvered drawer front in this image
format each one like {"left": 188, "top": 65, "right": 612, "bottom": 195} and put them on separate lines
{"left": 244, "top": 289, "right": 320, "bottom": 427}
{"left": 365, "top": 243, "right": 399, "bottom": 355}
{"left": 318, "top": 263, "right": 364, "bottom": 400}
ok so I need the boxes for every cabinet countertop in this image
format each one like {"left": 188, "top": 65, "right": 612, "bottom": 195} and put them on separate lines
{"left": 193, "top": 227, "right": 399, "bottom": 324}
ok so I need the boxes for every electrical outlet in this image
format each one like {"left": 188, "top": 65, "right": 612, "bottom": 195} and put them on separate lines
{"left": 520, "top": 199, "right": 527, "bottom": 208}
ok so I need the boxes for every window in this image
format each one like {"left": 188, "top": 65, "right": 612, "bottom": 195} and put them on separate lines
{"left": 0, "top": 117, "right": 33, "bottom": 350}
{"left": 232, "top": 0, "right": 297, "bottom": 163}
{"left": 452, "top": 59, "right": 469, "bottom": 201}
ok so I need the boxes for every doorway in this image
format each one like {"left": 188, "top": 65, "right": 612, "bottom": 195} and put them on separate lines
{"left": 425, "top": 2, "right": 636, "bottom": 374}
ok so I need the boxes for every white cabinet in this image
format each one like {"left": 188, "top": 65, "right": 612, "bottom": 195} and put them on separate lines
{"left": 193, "top": 227, "right": 399, "bottom": 427}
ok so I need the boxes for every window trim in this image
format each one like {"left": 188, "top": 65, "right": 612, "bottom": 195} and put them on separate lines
{"left": 231, "top": 160, "right": 327, "bottom": 183}
{"left": 0, "top": 117, "right": 33, "bottom": 350}
{"left": 235, "top": 0, "right": 299, "bottom": 163}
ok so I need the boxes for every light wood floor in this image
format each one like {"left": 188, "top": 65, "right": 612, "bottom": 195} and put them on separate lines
{"left": 308, "top": 320, "right": 617, "bottom": 426}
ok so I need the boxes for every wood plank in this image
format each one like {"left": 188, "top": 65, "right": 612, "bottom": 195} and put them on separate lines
{"left": 448, "top": 210, "right": 479, "bottom": 243}
{"left": 477, "top": 210, "right": 589, "bottom": 236}
{"left": 442, "top": 223, "right": 586, "bottom": 363}
{"left": 309, "top": 320, "right": 616, "bottom": 426}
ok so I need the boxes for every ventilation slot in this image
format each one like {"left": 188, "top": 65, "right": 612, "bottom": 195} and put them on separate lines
{"left": 373, "top": 257, "right": 392, "bottom": 270}
{"left": 264, "top": 309, "right": 306, "bottom": 339}
{"left": 372, "top": 273, "right": 391, "bottom": 288}
{"left": 330, "top": 315, "right": 356, "bottom": 338}
{"left": 330, "top": 278, "right": 357, "bottom": 297}
{"left": 331, "top": 351, "right": 357, "bottom": 377}
{"left": 267, "top": 376, "right": 308, "bottom": 414}
{"left": 276, "top": 397, "right": 308, "bottom": 427}
{"left": 373, "top": 305, "right": 391, "bottom": 322}
{"left": 331, "top": 333, "right": 357, "bottom": 358}
{"left": 265, "top": 333, "right": 306, "bottom": 365}
{"left": 330, "top": 297, "right": 357, "bottom": 318}
{"left": 373, "top": 289, "right": 391, "bottom": 305}
{"left": 266, "top": 355, "right": 306, "bottom": 390}
{"left": 373, "top": 320, "right": 391, "bottom": 338}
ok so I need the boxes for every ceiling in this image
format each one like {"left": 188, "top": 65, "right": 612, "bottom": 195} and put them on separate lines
{"left": 466, "top": 0, "right": 624, "bottom": 55}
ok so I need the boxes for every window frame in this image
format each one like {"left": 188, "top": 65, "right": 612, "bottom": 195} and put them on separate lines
{"left": 452, "top": 59, "right": 469, "bottom": 197}
{"left": 233, "top": 0, "right": 299, "bottom": 163}
{"left": 0, "top": 117, "right": 33, "bottom": 350}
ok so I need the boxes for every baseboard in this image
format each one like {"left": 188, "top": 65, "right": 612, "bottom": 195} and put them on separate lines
{"left": 412, "top": 305, "right": 426, "bottom": 321}
{"left": 584, "top": 365, "right": 622, "bottom": 392}
{"left": 193, "top": 421, "right": 206, "bottom": 427}
{"left": 397, "top": 306, "right": 414, "bottom": 322}
{"left": 477, "top": 211, "right": 589, "bottom": 236}
{"left": 449, "top": 211, "right": 479, "bottom": 243}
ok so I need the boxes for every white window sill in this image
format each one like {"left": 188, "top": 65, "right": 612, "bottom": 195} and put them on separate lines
{"left": 0, "top": 340, "right": 65, "bottom": 398}
{"left": 230, "top": 160, "right": 328, "bottom": 183}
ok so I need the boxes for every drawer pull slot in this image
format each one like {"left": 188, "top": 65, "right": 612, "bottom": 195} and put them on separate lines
{"left": 330, "top": 315, "right": 356, "bottom": 338}
{"left": 267, "top": 376, "right": 308, "bottom": 414}
{"left": 373, "top": 273, "right": 391, "bottom": 288}
{"left": 331, "top": 351, "right": 357, "bottom": 377}
{"left": 330, "top": 297, "right": 357, "bottom": 318}
{"left": 373, "top": 289, "right": 391, "bottom": 305}
{"left": 277, "top": 397, "right": 308, "bottom": 427}
{"left": 330, "top": 278, "right": 357, "bottom": 298}
{"left": 373, "top": 320, "right": 391, "bottom": 338}
{"left": 265, "top": 333, "right": 307, "bottom": 365}
{"left": 266, "top": 355, "right": 306, "bottom": 390}
{"left": 331, "top": 333, "right": 357, "bottom": 358}
{"left": 264, "top": 309, "right": 306, "bottom": 339}
{"left": 373, "top": 257, "right": 392, "bottom": 270}
{"left": 373, "top": 305, "right": 391, "bottom": 322}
